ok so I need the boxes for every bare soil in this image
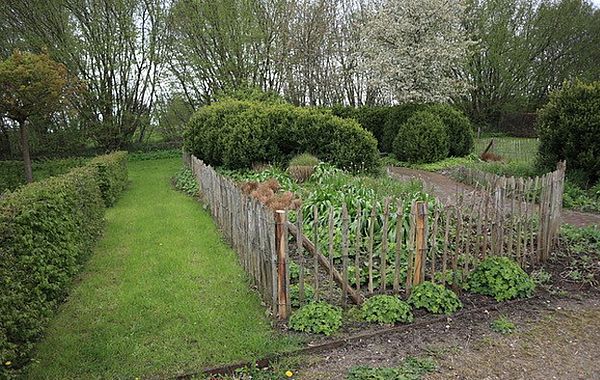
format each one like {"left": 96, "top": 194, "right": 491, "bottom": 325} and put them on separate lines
{"left": 294, "top": 290, "right": 600, "bottom": 379}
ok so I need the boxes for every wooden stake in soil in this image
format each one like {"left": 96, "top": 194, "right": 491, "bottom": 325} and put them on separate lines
{"left": 312, "top": 206, "right": 320, "bottom": 301}
{"left": 328, "top": 208, "right": 335, "bottom": 299}
{"left": 380, "top": 198, "right": 391, "bottom": 292}
{"left": 296, "top": 207, "right": 305, "bottom": 306}
{"left": 354, "top": 204, "right": 363, "bottom": 291}
{"left": 341, "top": 204, "right": 350, "bottom": 307}
{"left": 275, "top": 210, "right": 289, "bottom": 320}
{"left": 393, "top": 198, "right": 404, "bottom": 294}
{"left": 413, "top": 201, "right": 428, "bottom": 286}
{"left": 368, "top": 205, "right": 376, "bottom": 294}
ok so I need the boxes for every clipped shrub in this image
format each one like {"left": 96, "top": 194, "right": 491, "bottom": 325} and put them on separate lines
{"left": 468, "top": 256, "right": 535, "bottom": 301}
{"left": 0, "top": 166, "right": 105, "bottom": 373}
{"left": 288, "top": 153, "right": 320, "bottom": 183}
{"left": 184, "top": 99, "right": 379, "bottom": 172}
{"left": 0, "top": 161, "right": 24, "bottom": 193}
{"left": 408, "top": 281, "right": 462, "bottom": 315}
{"left": 288, "top": 302, "right": 343, "bottom": 335}
{"left": 392, "top": 111, "right": 449, "bottom": 164}
{"left": 361, "top": 295, "right": 413, "bottom": 325}
{"left": 290, "top": 284, "right": 315, "bottom": 307}
{"left": 428, "top": 104, "right": 474, "bottom": 157}
{"left": 537, "top": 80, "right": 600, "bottom": 186}
{"left": 88, "top": 151, "right": 128, "bottom": 207}
{"left": 382, "top": 104, "right": 427, "bottom": 152}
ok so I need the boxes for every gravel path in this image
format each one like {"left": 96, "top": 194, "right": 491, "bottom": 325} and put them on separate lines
{"left": 387, "top": 167, "right": 600, "bottom": 228}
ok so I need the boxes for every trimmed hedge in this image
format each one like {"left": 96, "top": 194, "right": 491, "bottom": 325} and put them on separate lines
{"left": 382, "top": 104, "right": 428, "bottom": 153}
{"left": 393, "top": 111, "right": 449, "bottom": 164}
{"left": 537, "top": 80, "right": 600, "bottom": 186}
{"left": 428, "top": 104, "right": 474, "bottom": 157}
{"left": 89, "top": 151, "right": 129, "bottom": 206}
{"left": 0, "top": 152, "right": 127, "bottom": 375}
{"left": 330, "top": 105, "right": 389, "bottom": 151}
{"left": 0, "top": 157, "right": 89, "bottom": 194}
{"left": 184, "top": 100, "right": 380, "bottom": 172}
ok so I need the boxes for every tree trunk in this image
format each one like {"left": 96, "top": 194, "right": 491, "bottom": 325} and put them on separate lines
{"left": 19, "top": 120, "right": 33, "bottom": 183}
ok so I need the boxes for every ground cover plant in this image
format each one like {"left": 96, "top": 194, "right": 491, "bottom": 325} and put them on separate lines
{"left": 361, "top": 295, "right": 413, "bottom": 325}
{"left": 490, "top": 315, "right": 516, "bottom": 335}
{"left": 24, "top": 158, "right": 298, "bottom": 379}
{"left": 554, "top": 225, "right": 600, "bottom": 287}
{"left": 408, "top": 282, "right": 462, "bottom": 315}
{"left": 288, "top": 302, "right": 343, "bottom": 336}
{"left": 468, "top": 257, "right": 535, "bottom": 301}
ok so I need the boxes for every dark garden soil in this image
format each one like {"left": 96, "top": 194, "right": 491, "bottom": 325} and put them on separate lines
{"left": 294, "top": 289, "right": 600, "bottom": 379}
{"left": 387, "top": 166, "right": 600, "bottom": 228}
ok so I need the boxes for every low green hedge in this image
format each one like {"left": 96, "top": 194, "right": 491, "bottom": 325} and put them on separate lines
{"left": 184, "top": 100, "right": 380, "bottom": 172}
{"left": 0, "top": 157, "right": 88, "bottom": 194}
{"left": 393, "top": 111, "right": 449, "bottom": 164}
{"left": 88, "top": 152, "right": 128, "bottom": 207}
{"left": 0, "top": 152, "right": 127, "bottom": 376}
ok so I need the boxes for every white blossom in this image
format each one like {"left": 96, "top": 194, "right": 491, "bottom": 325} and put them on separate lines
{"left": 360, "top": 0, "right": 472, "bottom": 103}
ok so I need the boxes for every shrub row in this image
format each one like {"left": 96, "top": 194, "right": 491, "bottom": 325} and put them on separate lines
{"left": 330, "top": 103, "right": 474, "bottom": 163}
{"left": 537, "top": 80, "right": 600, "bottom": 187}
{"left": 89, "top": 151, "right": 129, "bottom": 207}
{"left": 0, "top": 151, "right": 127, "bottom": 375}
{"left": 184, "top": 100, "right": 380, "bottom": 172}
{"left": 0, "top": 157, "right": 88, "bottom": 194}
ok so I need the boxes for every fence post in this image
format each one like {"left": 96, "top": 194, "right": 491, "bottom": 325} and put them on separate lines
{"left": 275, "top": 210, "right": 290, "bottom": 320}
{"left": 413, "top": 201, "right": 428, "bottom": 286}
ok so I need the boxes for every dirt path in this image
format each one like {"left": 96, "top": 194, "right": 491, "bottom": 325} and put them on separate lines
{"left": 388, "top": 167, "right": 600, "bottom": 228}
{"left": 295, "top": 292, "right": 600, "bottom": 380}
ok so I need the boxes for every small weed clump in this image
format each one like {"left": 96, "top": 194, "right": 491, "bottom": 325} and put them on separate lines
{"left": 173, "top": 167, "right": 199, "bottom": 196}
{"left": 289, "top": 302, "right": 342, "bottom": 336}
{"left": 468, "top": 257, "right": 535, "bottom": 302}
{"left": 347, "top": 356, "right": 436, "bottom": 380}
{"left": 490, "top": 315, "right": 516, "bottom": 335}
{"left": 361, "top": 295, "right": 413, "bottom": 325}
{"left": 408, "top": 281, "right": 462, "bottom": 315}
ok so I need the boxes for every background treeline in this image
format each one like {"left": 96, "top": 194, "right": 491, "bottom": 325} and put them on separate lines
{"left": 0, "top": 0, "right": 598, "bottom": 158}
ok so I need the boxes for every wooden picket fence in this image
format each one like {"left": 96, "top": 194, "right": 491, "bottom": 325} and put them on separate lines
{"left": 184, "top": 153, "right": 566, "bottom": 320}
{"left": 186, "top": 153, "right": 281, "bottom": 316}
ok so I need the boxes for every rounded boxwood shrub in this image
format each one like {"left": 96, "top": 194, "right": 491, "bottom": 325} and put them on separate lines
{"left": 288, "top": 301, "right": 343, "bottom": 335}
{"left": 361, "top": 295, "right": 413, "bottom": 325}
{"left": 428, "top": 104, "right": 474, "bottom": 157}
{"left": 408, "top": 281, "right": 462, "bottom": 315}
{"left": 467, "top": 256, "right": 535, "bottom": 302}
{"left": 537, "top": 80, "right": 600, "bottom": 186}
{"left": 382, "top": 103, "right": 426, "bottom": 152}
{"left": 184, "top": 99, "right": 380, "bottom": 172}
{"left": 392, "top": 111, "right": 449, "bottom": 164}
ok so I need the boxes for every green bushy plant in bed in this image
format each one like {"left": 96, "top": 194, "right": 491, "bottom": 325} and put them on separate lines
{"left": 288, "top": 302, "right": 342, "bottom": 335}
{"left": 184, "top": 99, "right": 379, "bottom": 172}
{"left": 382, "top": 103, "right": 427, "bottom": 153}
{"left": 408, "top": 281, "right": 462, "bottom": 314}
{"left": 173, "top": 167, "right": 199, "bottom": 196}
{"left": 468, "top": 256, "right": 535, "bottom": 301}
{"left": 393, "top": 111, "right": 449, "bottom": 164}
{"left": 361, "top": 295, "right": 413, "bottom": 325}
{"left": 289, "top": 284, "right": 315, "bottom": 307}
{"left": 537, "top": 80, "right": 600, "bottom": 186}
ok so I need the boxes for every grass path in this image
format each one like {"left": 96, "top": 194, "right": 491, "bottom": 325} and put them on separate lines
{"left": 26, "top": 158, "right": 297, "bottom": 379}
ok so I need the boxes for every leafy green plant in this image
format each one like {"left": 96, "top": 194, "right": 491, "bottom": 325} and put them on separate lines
{"left": 290, "top": 284, "right": 315, "bottom": 307}
{"left": 173, "top": 167, "right": 199, "bottom": 197}
{"left": 361, "top": 295, "right": 413, "bottom": 325}
{"left": 468, "top": 256, "right": 535, "bottom": 301}
{"left": 490, "top": 315, "right": 516, "bottom": 334}
{"left": 531, "top": 268, "right": 552, "bottom": 286}
{"left": 563, "top": 180, "right": 600, "bottom": 213}
{"left": 428, "top": 104, "right": 474, "bottom": 157}
{"left": 393, "top": 111, "right": 449, "bottom": 164}
{"left": 347, "top": 356, "right": 436, "bottom": 380}
{"left": 537, "top": 80, "right": 600, "bottom": 186}
{"left": 408, "top": 281, "right": 462, "bottom": 315}
{"left": 288, "top": 302, "right": 342, "bottom": 335}
{"left": 289, "top": 153, "right": 320, "bottom": 167}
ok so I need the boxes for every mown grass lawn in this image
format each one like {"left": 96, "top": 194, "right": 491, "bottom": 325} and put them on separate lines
{"left": 26, "top": 158, "right": 298, "bottom": 379}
